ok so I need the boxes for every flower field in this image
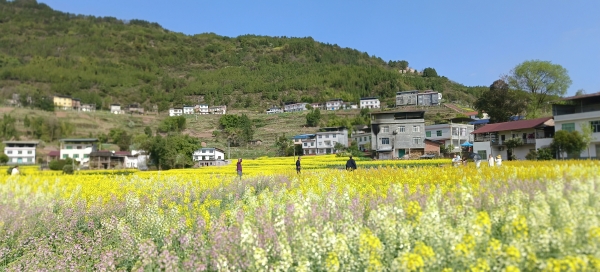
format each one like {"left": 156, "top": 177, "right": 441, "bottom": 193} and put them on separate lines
{"left": 1, "top": 156, "right": 600, "bottom": 271}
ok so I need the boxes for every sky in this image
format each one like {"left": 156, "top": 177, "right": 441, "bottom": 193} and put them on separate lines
{"left": 40, "top": 0, "right": 600, "bottom": 96}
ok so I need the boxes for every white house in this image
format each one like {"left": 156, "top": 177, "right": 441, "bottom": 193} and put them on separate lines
{"left": 283, "top": 103, "right": 308, "bottom": 112}
{"left": 308, "top": 127, "right": 349, "bottom": 155}
{"left": 59, "top": 138, "right": 99, "bottom": 165}
{"left": 472, "top": 117, "right": 554, "bottom": 160}
{"left": 196, "top": 104, "right": 209, "bottom": 114}
{"left": 169, "top": 108, "right": 183, "bottom": 116}
{"left": 3, "top": 140, "right": 39, "bottom": 164}
{"left": 360, "top": 97, "right": 380, "bottom": 109}
{"left": 183, "top": 106, "right": 195, "bottom": 115}
{"left": 209, "top": 105, "right": 227, "bottom": 114}
{"left": 553, "top": 92, "right": 600, "bottom": 159}
{"left": 110, "top": 104, "right": 122, "bottom": 114}
{"left": 266, "top": 107, "right": 284, "bottom": 114}
{"left": 425, "top": 123, "right": 474, "bottom": 153}
{"left": 326, "top": 99, "right": 343, "bottom": 111}
{"left": 193, "top": 147, "right": 226, "bottom": 166}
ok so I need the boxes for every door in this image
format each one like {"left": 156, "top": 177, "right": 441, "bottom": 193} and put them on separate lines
{"left": 17, "top": 158, "right": 23, "bottom": 163}
{"left": 398, "top": 149, "right": 405, "bottom": 158}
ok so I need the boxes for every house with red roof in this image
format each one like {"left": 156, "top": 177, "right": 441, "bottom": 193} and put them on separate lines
{"left": 471, "top": 117, "right": 555, "bottom": 160}
{"left": 553, "top": 92, "right": 600, "bottom": 158}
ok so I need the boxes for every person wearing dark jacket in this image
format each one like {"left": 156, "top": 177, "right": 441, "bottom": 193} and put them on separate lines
{"left": 296, "top": 157, "right": 301, "bottom": 174}
{"left": 346, "top": 156, "right": 357, "bottom": 171}
{"left": 236, "top": 158, "right": 243, "bottom": 179}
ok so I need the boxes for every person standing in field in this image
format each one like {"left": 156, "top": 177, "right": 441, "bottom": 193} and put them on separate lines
{"left": 488, "top": 154, "right": 494, "bottom": 167}
{"left": 495, "top": 155, "right": 502, "bottom": 167}
{"left": 236, "top": 158, "right": 243, "bottom": 179}
{"left": 346, "top": 156, "right": 357, "bottom": 171}
{"left": 11, "top": 165, "right": 19, "bottom": 175}
{"left": 296, "top": 157, "right": 301, "bottom": 174}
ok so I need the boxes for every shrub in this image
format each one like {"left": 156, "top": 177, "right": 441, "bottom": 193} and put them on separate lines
{"left": 49, "top": 160, "right": 67, "bottom": 170}
{"left": 62, "top": 165, "right": 74, "bottom": 174}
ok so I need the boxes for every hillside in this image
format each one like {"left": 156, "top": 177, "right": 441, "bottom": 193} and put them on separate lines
{"left": 0, "top": 0, "right": 486, "bottom": 112}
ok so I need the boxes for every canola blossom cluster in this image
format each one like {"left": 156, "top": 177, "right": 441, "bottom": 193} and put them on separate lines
{"left": 1, "top": 157, "right": 600, "bottom": 271}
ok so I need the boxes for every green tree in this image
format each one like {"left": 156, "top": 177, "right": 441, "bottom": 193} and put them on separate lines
{"left": 0, "top": 153, "right": 8, "bottom": 165}
{"left": 551, "top": 130, "right": 586, "bottom": 159}
{"left": 144, "top": 126, "right": 153, "bottom": 137}
{"left": 474, "top": 80, "right": 527, "bottom": 123}
{"left": 147, "top": 134, "right": 200, "bottom": 170}
{"left": 274, "top": 134, "right": 293, "bottom": 156}
{"left": 306, "top": 109, "right": 321, "bottom": 127}
{"left": 422, "top": 67, "right": 438, "bottom": 77}
{"left": 580, "top": 122, "right": 593, "bottom": 159}
{"left": 508, "top": 60, "right": 572, "bottom": 116}
{"left": 218, "top": 114, "right": 255, "bottom": 146}
{"left": 504, "top": 138, "right": 523, "bottom": 161}
{"left": 0, "top": 114, "right": 18, "bottom": 140}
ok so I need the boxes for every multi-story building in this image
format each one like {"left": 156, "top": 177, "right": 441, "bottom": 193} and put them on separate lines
{"left": 351, "top": 125, "right": 372, "bottom": 151}
{"left": 127, "top": 104, "right": 144, "bottom": 114}
{"left": 308, "top": 127, "right": 349, "bottom": 155}
{"left": 110, "top": 104, "right": 122, "bottom": 114}
{"left": 59, "top": 138, "right": 99, "bottom": 165}
{"left": 72, "top": 98, "right": 81, "bottom": 111}
{"left": 3, "top": 140, "right": 39, "bottom": 164}
{"left": 370, "top": 110, "right": 426, "bottom": 159}
{"left": 310, "top": 103, "right": 324, "bottom": 110}
{"left": 266, "top": 107, "right": 284, "bottom": 114}
{"left": 53, "top": 95, "right": 73, "bottom": 110}
{"left": 553, "top": 92, "right": 600, "bottom": 159}
{"left": 193, "top": 147, "right": 226, "bottom": 166}
{"left": 326, "top": 99, "right": 343, "bottom": 111}
{"left": 472, "top": 117, "right": 554, "bottom": 160}
{"left": 209, "top": 105, "right": 227, "bottom": 114}
{"left": 396, "top": 91, "right": 442, "bottom": 107}
{"left": 183, "top": 105, "right": 195, "bottom": 115}
{"left": 293, "top": 134, "right": 315, "bottom": 146}
{"left": 360, "top": 97, "right": 381, "bottom": 109}
{"left": 81, "top": 104, "right": 96, "bottom": 112}
{"left": 169, "top": 108, "right": 183, "bottom": 116}
{"left": 283, "top": 102, "right": 308, "bottom": 113}
{"left": 396, "top": 91, "right": 418, "bottom": 107}
{"left": 425, "top": 123, "right": 474, "bottom": 153}
{"left": 196, "top": 104, "right": 209, "bottom": 114}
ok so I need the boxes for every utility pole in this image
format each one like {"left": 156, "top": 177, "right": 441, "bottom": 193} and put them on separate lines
{"left": 228, "top": 139, "right": 231, "bottom": 160}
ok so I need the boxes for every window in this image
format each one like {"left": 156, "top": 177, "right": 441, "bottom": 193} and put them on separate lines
{"left": 399, "top": 126, "right": 406, "bottom": 133}
{"left": 84, "top": 154, "right": 89, "bottom": 158}
{"left": 62, "top": 154, "right": 68, "bottom": 159}
{"left": 426, "top": 131, "right": 431, "bottom": 137}
{"left": 77, "top": 146, "right": 83, "bottom": 149}
{"left": 27, "top": 150, "right": 32, "bottom": 154}
{"left": 326, "top": 134, "right": 329, "bottom": 138}
{"left": 6, "top": 151, "right": 11, "bottom": 154}
{"left": 304, "top": 143, "right": 307, "bottom": 146}
{"left": 477, "top": 150, "right": 487, "bottom": 158}
{"left": 73, "top": 154, "right": 79, "bottom": 159}
{"left": 202, "top": 150, "right": 206, "bottom": 153}
{"left": 382, "top": 138, "right": 390, "bottom": 145}
{"left": 28, "top": 158, "right": 33, "bottom": 162}
{"left": 413, "top": 126, "right": 420, "bottom": 132}
{"left": 66, "top": 145, "right": 73, "bottom": 149}
{"left": 591, "top": 120, "right": 600, "bottom": 133}
{"left": 318, "top": 135, "right": 323, "bottom": 138}
{"left": 333, "top": 134, "right": 336, "bottom": 138}
{"left": 18, "top": 151, "right": 22, "bottom": 154}
{"left": 383, "top": 126, "right": 389, "bottom": 133}
{"left": 562, "top": 123, "right": 575, "bottom": 132}
{"left": 437, "top": 130, "right": 442, "bottom": 136}
{"left": 413, "top": 137, "right": 421, "bottom": 144}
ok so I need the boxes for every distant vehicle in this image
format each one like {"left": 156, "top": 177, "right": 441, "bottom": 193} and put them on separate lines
{"left": 420, "top": 154, "right": 436, "bottom": 159}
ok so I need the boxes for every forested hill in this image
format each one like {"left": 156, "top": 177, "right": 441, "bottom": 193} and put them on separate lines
{"left": 0, "top": 0, "right": 485, "bottom": 111}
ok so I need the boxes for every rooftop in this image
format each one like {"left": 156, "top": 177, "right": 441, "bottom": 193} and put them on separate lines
{"left": 3, "top": 140, "right": 40, "bottom": 145}
{"left": 59, "top": 138, "right": 98, "bottom": 142}
{"left": 471, "top": 117, "right": 553, "bottom": 134}
{"left": 561, "top": 92, "right": 600, "bottom": 101}
{"left": 360, "top": 97, "right": 379, "bottom": 100}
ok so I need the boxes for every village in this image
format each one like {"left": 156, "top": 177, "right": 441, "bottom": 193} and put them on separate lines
{"left": 3, "top": 90, "right": 600, "bottom": 170}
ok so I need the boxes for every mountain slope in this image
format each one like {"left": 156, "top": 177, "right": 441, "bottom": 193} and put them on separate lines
{"left": 0, "top": 0, "right": 485, "bottom": 111}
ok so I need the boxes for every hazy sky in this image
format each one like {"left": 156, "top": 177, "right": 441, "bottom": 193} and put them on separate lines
{"left": 40, "top": 0, "right": 600, "bottom": 96}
